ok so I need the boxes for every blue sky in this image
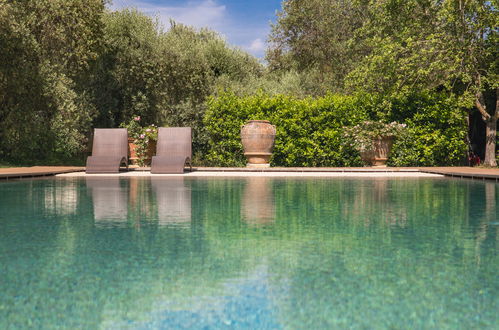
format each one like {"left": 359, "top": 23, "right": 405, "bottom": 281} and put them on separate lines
{"left": 108, "top": 0, "right": 283, "bottom": 58}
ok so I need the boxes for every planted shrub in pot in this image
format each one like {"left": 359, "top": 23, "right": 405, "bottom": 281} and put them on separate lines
{"left": 343, "top": 121, "right": 407, "bottom": 166}
{"left": 120, "top": 116, "right": 158, "bottom": 166}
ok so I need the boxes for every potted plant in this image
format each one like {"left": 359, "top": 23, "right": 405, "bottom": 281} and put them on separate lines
{"left": 343, "top": 121, "right": 407, "bottom": 166}
{"left": 120, "top": 116, "right": 158, "bottom": 166}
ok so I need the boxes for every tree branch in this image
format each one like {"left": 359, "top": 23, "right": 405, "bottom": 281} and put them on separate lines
{"left": 475, "top": 90, "right": 491, "bottom": 121}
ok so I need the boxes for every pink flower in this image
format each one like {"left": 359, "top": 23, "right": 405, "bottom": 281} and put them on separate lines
{"left": 134, "top": 116, "right": 141, "bottom": 121}
{"left": 146, "top": 128, "right": 151, "bottom": 132}
{"left": 140, "top": 134, "right": 145, "bottom": 139}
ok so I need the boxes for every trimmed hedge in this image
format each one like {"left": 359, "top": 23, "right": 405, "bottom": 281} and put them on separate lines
{"left": 203, "top": 91, "right": 467, "bottom": 167}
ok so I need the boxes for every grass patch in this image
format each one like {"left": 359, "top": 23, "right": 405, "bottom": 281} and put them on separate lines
{"left": 0, "top": 161, "right": 19, "bottom": 168}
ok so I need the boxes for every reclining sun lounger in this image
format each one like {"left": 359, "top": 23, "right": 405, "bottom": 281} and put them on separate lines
{"left": 86, "top": 128, "right": 128, "bottom": 174}
{"left": 151, "top": 127, "right": 192, "bottom": 174}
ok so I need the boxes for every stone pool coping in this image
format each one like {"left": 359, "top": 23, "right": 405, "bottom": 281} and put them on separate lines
{"left": 1, "top": 166, "right": 498, "bottom": 180}
{"left": 57, "top": 171, "right": 442, "bottom": 178}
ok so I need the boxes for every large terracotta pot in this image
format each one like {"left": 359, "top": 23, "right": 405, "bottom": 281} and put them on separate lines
{"left": 128, "top": 138, "right": 139, "bottom": 165}
{"left": 128, "top": 138, "right": 156, "bottom": 166}
{"left": 241, "top": 120, "right": 276, "bottom": 167}
{"left": 360, "top": 136, "right": 394, "bottom": 167}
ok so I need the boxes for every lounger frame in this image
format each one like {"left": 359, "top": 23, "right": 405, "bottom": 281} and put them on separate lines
{"left": 151, "top": 127, "right": 192, "bottom": 174}
{"left": 86, "top": 128, "right": 128, "bottom": 174}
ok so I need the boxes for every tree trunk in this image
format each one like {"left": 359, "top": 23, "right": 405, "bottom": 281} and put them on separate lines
{"left": 475, "top": 87, "right": 498, "bottom": 167}
{"left": 483, "top": 118, "right": 497, "bottom": 167}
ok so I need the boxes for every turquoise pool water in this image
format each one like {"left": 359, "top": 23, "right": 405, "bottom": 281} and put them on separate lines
{"left": 0, "top": 176, "right": 498, "bottom": 329}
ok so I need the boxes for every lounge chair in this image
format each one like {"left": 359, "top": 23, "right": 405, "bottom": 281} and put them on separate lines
{"left": 86, "top": 128, "right": 128, "bottom": 173}
{"left": 151, "top": 127, "right": 192, "bottom": 174}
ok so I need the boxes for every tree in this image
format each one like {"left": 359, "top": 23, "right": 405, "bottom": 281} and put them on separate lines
{"left": 92, "top": 10, "right": 263, "bottom": 163}
{"left": 266, "top": 0, "right": 369, "bottom": 94}
{"left": 0, "top": 0, "right": 105, "bottom": 163}
{"left": 347, "top": 0, "right": 498, "bottom": 166}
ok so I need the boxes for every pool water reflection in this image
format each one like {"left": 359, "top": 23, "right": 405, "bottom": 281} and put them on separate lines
{"left": 0, "top": 177, "right": 498, "bottom": 328}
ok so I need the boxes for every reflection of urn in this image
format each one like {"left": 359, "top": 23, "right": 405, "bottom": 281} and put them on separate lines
{"left": 241, "top": 177, "right": 275, "bottom": 225}
{"left": 241, "top": 120, "right": 276, "bottom": 167}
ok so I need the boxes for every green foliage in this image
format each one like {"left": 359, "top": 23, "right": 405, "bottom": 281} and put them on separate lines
{"left": 388, "top": 93, "right": 468, "bottom": 166}
{"left": 343, "top": 121, "right": 407, "bottom": 153}
{"left": 92, "top": 12, "right": 264, "bottom": 163}
{"left": 267, "top": 0, "right": 497, "bottom": 166}
{"left": 119, "top": 115, "right": 158, "bottom": 166}
{"left": 0, "top": 1, "right": 485, "bottom": 166}
{"left": 0, "top": 0, "right": 105, "bottom": 164}
{"left": 205, "top": 92, "right": 368, "bottom": 167}
{"left": 205, "top": 91, "right": 467, "bottom": 167}
{"left": 267, "top": 0, "right": 369, "bottom": 94}
{"left": 346, "top": 0, "right": 497, "bottom": 97}
{"left": 0, "top": 4, "right": 264, "bottom": 165}
{"left": 92, "top": 9, "right": 168, "bottom": 127}
{"left": 133, "top": 124, "right": 158, "bottom": 167}
{"left": 119, "top": 116, "right": 143, "bottom": 139}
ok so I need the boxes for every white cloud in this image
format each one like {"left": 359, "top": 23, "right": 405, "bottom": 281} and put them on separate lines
{"left": 108, "top": 0, "right": 269, "bottom": 57}
{"left": 246, "top": 38, "right": 266, "bottom": 53}
{"left": 110, "top": 0, "right": 227, "bottom": 30}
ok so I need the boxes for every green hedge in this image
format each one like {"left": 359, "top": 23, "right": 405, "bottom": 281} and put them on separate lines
{"left": 204, "top": 91, "right": 467, "bottom": 167}
{"left": 388, "top": 93, "right": 468, "bottom": 166}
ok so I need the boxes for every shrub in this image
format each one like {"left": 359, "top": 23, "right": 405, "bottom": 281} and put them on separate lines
{"left": 204, "top": 91, "right": 467, "bottom": 167}
{"left": 388, "top": 93, "right": 467, "bottom": 166}
{"left": 204, "top": 92, "right": 369, "bottom": 166}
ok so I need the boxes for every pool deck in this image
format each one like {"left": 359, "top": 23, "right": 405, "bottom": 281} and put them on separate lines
{"left": 418, "top": 167, "right": 499, "bottom": 181}
{"left": 0, "top": 166, "right": 85, "bottom": 180}
{"left": 0, "top": 166, "right": 498, "bottom": 180}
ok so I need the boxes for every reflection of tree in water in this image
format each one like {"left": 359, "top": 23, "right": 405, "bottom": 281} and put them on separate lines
{"left": 265, "top": 178, "right": 499, "bottom": 329}
{"left": 339, "top": 178, "right": 411, "bottom": 227}
{"left": 1, "top": 178, "right": 498, "bottom": 328}
{"left": 44, "top": 178, "right": 78, "bottom": 216}
{"left": 465, "top": 180, "right": 498, "bottom": 267}
{"left": 128, "top": 177, "right": 157, "bottom": 228}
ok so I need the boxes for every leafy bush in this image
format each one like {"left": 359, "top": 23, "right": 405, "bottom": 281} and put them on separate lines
{"left": 204, "top": 91, "right": 467, "bottom": 167}
{"left": 388, "top": 93, "right": 468, "bottom": 166}
{"left": 120, "top": 116, "right": 158, "bottom": 166}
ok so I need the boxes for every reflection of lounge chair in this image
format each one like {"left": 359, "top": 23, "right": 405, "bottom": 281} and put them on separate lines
{"left": 151, "top": 178, "right": 191, "bottom": 226}
{"left": 151, "top": 127, "right": 192, "bottom": 174}
{"left": 86, "top": 128, "right": 128, "bottom": 174}
{"left": 86, "top": 177, "right": 128, "bottom": 223}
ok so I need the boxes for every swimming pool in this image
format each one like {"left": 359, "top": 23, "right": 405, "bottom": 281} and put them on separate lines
{"left": 0, "top": 176, "right": 497, "bottom": 328}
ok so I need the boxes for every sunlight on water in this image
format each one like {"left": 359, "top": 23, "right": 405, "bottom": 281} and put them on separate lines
{"left": 0, "top": 177, "right": 498, "bottom": 328}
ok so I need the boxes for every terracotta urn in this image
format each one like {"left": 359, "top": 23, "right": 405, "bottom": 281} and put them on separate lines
{"left": 241, "top": 120, "right": 276, "bottom": 167}
{"left": 128, "top": 138, "right": 156, "bottom": 166}
{"left": 360, "top": 136, "right": 394, "bottom": 167}
{"left": 128, "top": 138, "right": 139, "bottom": 165}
